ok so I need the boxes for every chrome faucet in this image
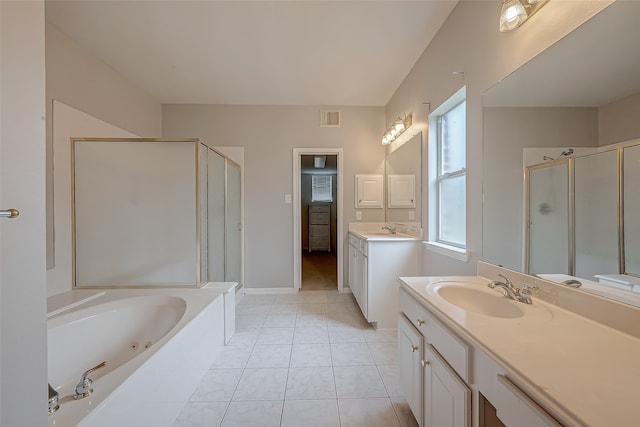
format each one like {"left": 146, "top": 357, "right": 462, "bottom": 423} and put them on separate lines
{"left": 74, "top": 361, "right": 107, "bottom": 400}
{"left": 381, "top": 226, "right": 397, "bottom": 235}
{"left": 487, "top": 274, "right": 538, "bottom": 304}
{"left": 48, "top": 383, "right": 59, "bottom": 415}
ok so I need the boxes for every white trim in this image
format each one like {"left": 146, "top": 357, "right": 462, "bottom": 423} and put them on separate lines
{"left": 423, "top": 241, "right": 469, "bottom": 262}
{"left": 241, "top": 287, "right": 298, "bottom": 295}
{"left": 293, "top": 148, "right": 344, "bottom": 292}
{"left": 427, "top": 86, "right": 467, "bottom": 247}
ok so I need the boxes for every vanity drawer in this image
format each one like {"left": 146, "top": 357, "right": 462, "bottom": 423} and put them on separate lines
{"left": 359, "top": 240, "right": 368, "bottom": 256}
{"left": 348, "top": 233, "right": 361, "bottom": 247}
{"left": 399, "top": 288, "right": 470, "bottom": 382}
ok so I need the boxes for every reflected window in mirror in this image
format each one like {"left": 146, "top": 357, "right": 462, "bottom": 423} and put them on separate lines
{"left": 428, "top": 87, "right": 467, "bottom": 250}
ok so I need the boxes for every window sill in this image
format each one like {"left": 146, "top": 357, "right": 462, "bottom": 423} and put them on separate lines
{"left": 423, "top": 241, "right": 469, "bottom": 262}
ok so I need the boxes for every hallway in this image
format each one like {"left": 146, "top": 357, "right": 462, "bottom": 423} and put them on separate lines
{"left": 301, "top": 251, "right": 337, "bottom": 291}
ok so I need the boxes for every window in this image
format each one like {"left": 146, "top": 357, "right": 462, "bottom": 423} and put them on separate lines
{"left": 429, "top": 87, "right": 466, "bottom": 251}
{"left": 311, "top": 175, "right": 333, "bottom": 202}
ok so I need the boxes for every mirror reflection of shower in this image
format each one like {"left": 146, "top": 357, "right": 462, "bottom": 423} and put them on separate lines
{"left": 543, "top": 148, "right": 574, "bottom": 162}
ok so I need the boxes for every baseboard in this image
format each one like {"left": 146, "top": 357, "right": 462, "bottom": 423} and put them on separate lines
{"left": 241, "top": 287, "right": 298, "bottom": 295}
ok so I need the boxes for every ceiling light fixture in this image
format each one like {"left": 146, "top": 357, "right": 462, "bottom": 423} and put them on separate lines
{"left": 499, "top": 0, "right": 549, "bottom": 32}
{"left": 382, "top": 113, "right": 412, "bottom": 145}
{"left": 314, "top": 155, "right": 326, "bottom": 168}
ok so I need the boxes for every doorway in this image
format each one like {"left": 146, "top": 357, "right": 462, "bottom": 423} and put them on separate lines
{"left": 293, "top": 148, "right": 344, "bottom": 292}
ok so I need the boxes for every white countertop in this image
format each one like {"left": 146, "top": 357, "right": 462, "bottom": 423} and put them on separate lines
{"left": 399, "top": 275, "right": 640, "bottom": 427}
{"left": 349, "top": 230, "right": 419, "bottom": 241}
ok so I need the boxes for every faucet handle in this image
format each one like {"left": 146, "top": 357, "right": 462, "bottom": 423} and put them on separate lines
{"left": 521, "top": 284, "right": 539, "bottom": 295}
{"left": 74, "top": 361, "right": 107, "bottom": 400}
{"left": 48, "top": 383, "right": 59, "bottom": 414}
{"left": 497, "top": 274, "right": 513, "bottom": 287}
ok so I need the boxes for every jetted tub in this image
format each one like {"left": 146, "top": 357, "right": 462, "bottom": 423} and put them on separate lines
{"left": 47, "top": 289, "right": 225, "bottom": 427}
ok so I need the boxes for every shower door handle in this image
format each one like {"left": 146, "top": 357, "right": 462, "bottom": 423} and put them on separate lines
{"left": 0, "top": 209, "right": 19, "bottom": 219}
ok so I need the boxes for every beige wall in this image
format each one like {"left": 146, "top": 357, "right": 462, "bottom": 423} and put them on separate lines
{"left": 599, "top": 91, "right": 640, "bottom": 146}
{"left": 45, "top": 23, "right": 162, "bottom": 268}
{"left": 162, "top": 105, "right": 385, "bottom": 288}
{"left": 384, "top": 0, "right": 612, "bottom": 276}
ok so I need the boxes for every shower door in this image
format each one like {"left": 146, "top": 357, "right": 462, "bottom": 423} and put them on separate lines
{"left": 225, "top": 161, "right": 242, "bottom": 284}
{"left": 207, "top": 149, "right": 226, "bottom": 282}
{"left": 574, "top": 151, "right": 619, "bottom": 280}
{"left": 526, "top": 162, "right": 570, "bottom": 274}
{"left": 624, "top": 144, "right": 640, "bottom": 275}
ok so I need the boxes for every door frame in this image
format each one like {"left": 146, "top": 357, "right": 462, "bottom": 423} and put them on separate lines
{"left": 293, "top": 148, "right": 344, "bottom": 292}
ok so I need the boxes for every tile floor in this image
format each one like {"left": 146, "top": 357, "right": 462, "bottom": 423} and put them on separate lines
{"left": 173, "top": 290, "right": 419, "bottom": 427}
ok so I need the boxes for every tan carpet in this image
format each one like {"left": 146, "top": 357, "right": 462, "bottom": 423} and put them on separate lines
{"left": 301, "top": 250, "right": 337, "bottom": 290}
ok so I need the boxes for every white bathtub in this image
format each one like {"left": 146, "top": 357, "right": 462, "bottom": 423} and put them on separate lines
{"left": 47, "top": 289, "right": 225, "bottom": 427}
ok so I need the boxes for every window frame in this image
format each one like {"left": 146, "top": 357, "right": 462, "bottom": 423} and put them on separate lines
{"left": 428, "top": 87, "right": 467, "bottom": 255}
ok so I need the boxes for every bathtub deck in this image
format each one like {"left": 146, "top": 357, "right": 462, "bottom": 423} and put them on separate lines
{"left": 172, "top": 290, "right": 417, "bottom": 427}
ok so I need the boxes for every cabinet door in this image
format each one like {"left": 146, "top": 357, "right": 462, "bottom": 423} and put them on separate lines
{"left": 398, "top": 314, "right": 424, "bottom": 427}
{"left": 349, "top": 243, "right": 364, "bottom": 314}
{"left": 424, "top": 344, "right": 470, "bottom": 427}
{"left": 356, "top": 251, "right": 368, "bottom": 318}
{"left": 348, "top": 244, "right": 358, "bottom": 294}
{"left": 355, "top": 174, "right": 383, "bottom": 208}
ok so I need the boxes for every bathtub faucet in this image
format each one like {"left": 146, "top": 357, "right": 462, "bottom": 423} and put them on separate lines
{"left": 74, "top": 361, "right": 107, "bottom": 400}
{"left": 48, "top": 383, "right": 59, "bottom": 414}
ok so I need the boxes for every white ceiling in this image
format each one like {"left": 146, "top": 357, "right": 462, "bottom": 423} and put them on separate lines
{"left": 483, "top": 1, "right": 640, "bottom": 108}
{"left": 46, "top": 0, "right": 458, "bottom": 106}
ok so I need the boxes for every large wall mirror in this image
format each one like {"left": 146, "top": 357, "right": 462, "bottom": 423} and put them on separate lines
{"left": 482, "top": 1, "right": 640, "bottom": 306}
{"left": 385, "top": 131, "right": 422, "bottom": 225}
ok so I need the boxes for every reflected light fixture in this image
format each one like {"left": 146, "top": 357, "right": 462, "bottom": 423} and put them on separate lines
{"left": 499, "top": 0, "right": 549, "bottom": 32}
{"left": 382, "top": 113, "right": 412, "bottom": 145}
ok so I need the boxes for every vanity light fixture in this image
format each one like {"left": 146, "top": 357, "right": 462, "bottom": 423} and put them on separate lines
{"left": 382, "top": 113, "right": 412, "bottom": 145}
{"left": 499, "top": 0, "right": 549, "bottom": 32}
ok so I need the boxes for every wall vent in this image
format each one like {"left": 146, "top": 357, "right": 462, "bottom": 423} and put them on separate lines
{"left": 320, "top": 110, "right": 341, "bottom": 127}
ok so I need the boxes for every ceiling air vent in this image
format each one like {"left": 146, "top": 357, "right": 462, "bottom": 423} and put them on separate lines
{"left": 320, "top": 110, "right": 340, "bottom": 127}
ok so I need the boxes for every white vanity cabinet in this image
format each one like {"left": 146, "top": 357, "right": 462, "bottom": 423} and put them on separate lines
{"left": 399, "top": 288, "right": 470, "bottom": 427}
{"left": 399, "top": 284, "right": 567, "bottom": 427}
{"left": 348, "top": 232, "right": 420, "bottom": 329}
{"left": 348, "top": 233, "right": 368, "bottom": 316}
{"left": 398, "top": 315, "right": 424, "bottom": 423}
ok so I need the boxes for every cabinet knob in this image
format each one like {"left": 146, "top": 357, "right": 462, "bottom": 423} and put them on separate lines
{"left": 416, "top": 318, "right": 425, "bottom": 326}
{"left": 421, "top": 360, "right": 430, "bottom": 367}
{"left": 410, "top": 345, "right": 419, "bottom": 352}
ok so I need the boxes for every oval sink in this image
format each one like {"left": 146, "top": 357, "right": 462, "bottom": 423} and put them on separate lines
{"left": 434, "top": 284, "right": 524, "bottom": 318}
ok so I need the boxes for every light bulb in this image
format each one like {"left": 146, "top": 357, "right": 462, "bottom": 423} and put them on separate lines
{"left": 499, "top": 0, "right": 527, "bottom": 32}
{"left": 395, "top": 122, "right": 405, "bottom": 132}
